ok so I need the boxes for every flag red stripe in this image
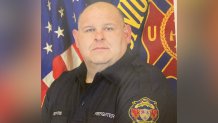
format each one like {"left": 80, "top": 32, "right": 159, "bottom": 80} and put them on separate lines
{"left": 52, "top": 55, "right": 67, "bottom": 79}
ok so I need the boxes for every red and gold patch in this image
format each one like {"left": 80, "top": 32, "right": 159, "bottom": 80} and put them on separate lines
{"left": 129, "top": 97, "right": 159, "bottom": 123}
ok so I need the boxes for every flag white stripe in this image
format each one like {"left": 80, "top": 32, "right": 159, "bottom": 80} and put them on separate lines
{"left": 61, "top": 45, "right": 82, "bottom": 71}
{"left": 43, "top": 71, "right": 55, "bottom": 87}
{"left": 43, "top": 45, "right": 81, "bottom": 88}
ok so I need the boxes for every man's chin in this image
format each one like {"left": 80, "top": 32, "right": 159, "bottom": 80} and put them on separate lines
{"left": 91, "top": 58, "right": 111, "bottom": 65}
{"left": 92, "top": 60, "right": 109, "bottom": 65}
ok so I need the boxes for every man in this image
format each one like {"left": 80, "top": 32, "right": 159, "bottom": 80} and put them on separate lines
{"left": 42, "top": 2, "right": 176, "bottom": 123}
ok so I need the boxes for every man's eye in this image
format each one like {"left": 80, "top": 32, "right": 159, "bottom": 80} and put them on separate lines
{"left": 104, "top": 27, "right": 114, "bottom": 31}
{"left": 85, "top": 28, "right": 95, "bottom": 32}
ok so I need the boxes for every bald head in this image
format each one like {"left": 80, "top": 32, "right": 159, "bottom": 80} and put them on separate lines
{"left": 78, "top": 2, "right": 124, "bottom": 29}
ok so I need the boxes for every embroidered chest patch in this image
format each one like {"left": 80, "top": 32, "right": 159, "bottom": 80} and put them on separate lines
{"left": 129, "top": 97, "right": 159, "bottom": 123}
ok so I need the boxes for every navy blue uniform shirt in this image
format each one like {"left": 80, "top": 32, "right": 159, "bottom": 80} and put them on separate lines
{"left": 42, "top": 49, "right": 176, "bottom": 123}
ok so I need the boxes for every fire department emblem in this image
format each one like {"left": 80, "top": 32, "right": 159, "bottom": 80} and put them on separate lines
{"left": 129, "top": 97, "right": 159, "bottom": 123}
{"left": 142, "top": 0, "right": 177, "bottom": 85}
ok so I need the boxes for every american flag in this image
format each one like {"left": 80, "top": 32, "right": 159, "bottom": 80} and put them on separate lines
{"left": 41, "top": 0, "right": 177, "bottom": 104}
{"left": 41, "top": 0, "right": 85, "bottom": 104}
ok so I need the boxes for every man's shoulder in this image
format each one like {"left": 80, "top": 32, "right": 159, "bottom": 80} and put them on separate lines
{"left": 129, "top": 57, "right": 171, "bottom": 91}
{"left": 48, "top": 68, "right": 79, "bottom": 93}
{"left": 131, "top": 57, "right": 163, "bottom": 77}
{"left": 42, "top": 68, "right": 81, "bottom": 115}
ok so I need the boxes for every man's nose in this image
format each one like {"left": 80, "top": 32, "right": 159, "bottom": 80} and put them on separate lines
{"left": 94, "top": 31, "right": 104, "bottom": 41}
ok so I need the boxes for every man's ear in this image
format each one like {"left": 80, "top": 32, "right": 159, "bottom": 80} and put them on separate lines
{"left": 72, "top": 29, "right": 79, "bottom": 48}
{"left": 123, "top": 24, "right": 132, "bottom": 44}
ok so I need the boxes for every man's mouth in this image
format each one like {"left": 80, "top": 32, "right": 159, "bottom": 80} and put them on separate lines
{"left": 92, "top": 47, "right": 109, "bottom": 51}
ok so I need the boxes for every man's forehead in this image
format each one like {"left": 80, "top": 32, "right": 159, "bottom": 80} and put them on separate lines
{"left": 81, "top": 23, "right": 117, "bottom": 28}
{"left": 78, "top": 2, "right": 123, "bottom": 25}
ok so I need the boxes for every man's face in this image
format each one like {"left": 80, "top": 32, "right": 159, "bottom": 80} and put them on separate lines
{"left": 73, "top": 2, "right": 131, "bottom": 67}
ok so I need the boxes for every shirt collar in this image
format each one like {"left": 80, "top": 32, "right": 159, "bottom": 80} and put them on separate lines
{"left": 100, "top": 48, "right": 136, "bottom": 84}
{"left": 75, "top": 62, "right": 87, "bottom": 87}
{"left": 76, "top": 48, "right": 137, "bottom": 85}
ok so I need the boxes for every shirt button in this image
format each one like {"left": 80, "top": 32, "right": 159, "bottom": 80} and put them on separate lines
{"left": 81, "top": 101, "right": 85, "bottom": 106}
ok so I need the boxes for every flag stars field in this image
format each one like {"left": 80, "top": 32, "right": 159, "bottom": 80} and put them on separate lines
{"left": 47, "top": 0, "right": 51, "bottom": 11}
{"left": 58, "top": 8, "right": 64, "bottom": 18}
{"left": 45, "top": 21, "right": 52, "bottom": 33}
{"left": 73, "top": 13, "right": 76, "bottom": 22}
{"left": 72, "top": 0, "right": 79, "bottom": 2}
{"left": 43, "top": 42, "right": 53, "bottom": 54}
{"left": 54, "top": 26, "right": 64, "bottom": 38}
